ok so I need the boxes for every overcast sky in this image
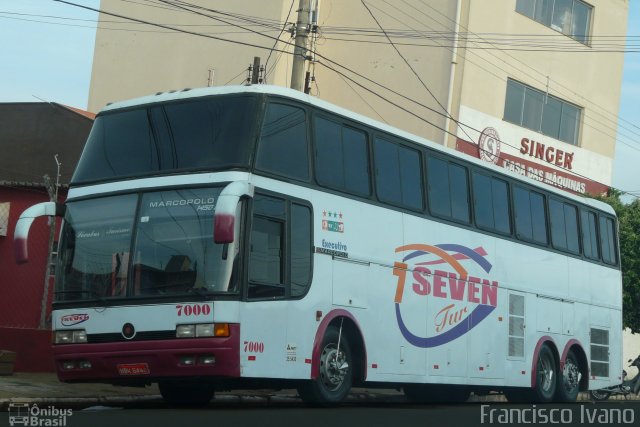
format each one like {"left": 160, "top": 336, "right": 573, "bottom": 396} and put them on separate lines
{"left": 0, "top": 0, "right": 638, "bottom": 199}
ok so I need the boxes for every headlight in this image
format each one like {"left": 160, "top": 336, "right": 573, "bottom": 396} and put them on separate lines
{"left": 176, "top": 324, "right": 195, "bottom": 338}
{"left": 55, "top": 329, "right": 87, "bottom": 344}
{"left": 176, "top": 323, "right": 229, "bottom": 338}
{"left": 195, "top": 324, "right": 214, "bottom": 337}
{"left": 73, "top": 330, "right": 87, "bottom": 343}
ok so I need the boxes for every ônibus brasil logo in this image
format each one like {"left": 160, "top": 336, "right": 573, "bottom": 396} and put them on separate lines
{"left": 393, "top": 243, "right": 498, "bottom": 348}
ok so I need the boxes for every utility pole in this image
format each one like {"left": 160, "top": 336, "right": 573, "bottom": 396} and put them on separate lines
{"left": 290, "top": 0, "right": 311, "bottom": 92}
{"left": 251, "top": 56, "right": 261, "bottom": 84}
{"left": 39, "top": 156, "right": 61, "bottom": 329}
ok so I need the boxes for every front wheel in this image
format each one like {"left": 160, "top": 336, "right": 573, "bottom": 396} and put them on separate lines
{"left": 589, "top": 389, "right": 612, "bottom": 401}
{"left": 298, "top": 325, "right": 353, "bottom": 404}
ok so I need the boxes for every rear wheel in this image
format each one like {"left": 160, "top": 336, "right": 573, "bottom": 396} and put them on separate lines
{"left": 298, "top": 325, "right": 353, "bottom": 404}
{"left": 159, "top": 381, "right": 215, "bottom": 406}
{"left": 506, "top": 345, "right": 558, "bottom": 403}
{"left": 556, "top": 349, "right": 581, "bottom": 402}
{"left": 533, "top": 345, "right": 558, "bottom": 402}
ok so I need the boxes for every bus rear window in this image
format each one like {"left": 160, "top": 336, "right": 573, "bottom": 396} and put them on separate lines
{"left": 72, "top": 95, "right": 257, "bottom": 184}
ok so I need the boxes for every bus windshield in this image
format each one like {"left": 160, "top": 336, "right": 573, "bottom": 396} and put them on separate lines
{"left": 55, "top": 187, "right": 237, "bottom": 302}
{"left": 71, "top": 94, "right": 258, "bottom": 184}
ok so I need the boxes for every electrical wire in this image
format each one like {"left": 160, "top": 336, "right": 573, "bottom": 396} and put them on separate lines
{"left": 409, "top": 0, "right": 640, "bottom": 151}
{"left": 360, "top": 0, "right": 475, "bottom": 144}
{"left": 264, "top": 0, "right": 295, "bottom": 84}
{"left": 51, "top": 0, "right": 638, "bottom": 199}
{"left": 367, "top": 0, "right": 640, "bottom": 154}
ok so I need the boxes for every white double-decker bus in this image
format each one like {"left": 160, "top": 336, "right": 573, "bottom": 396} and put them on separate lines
{"left": 15, "top": 85, "right": 621, "bottom": 404}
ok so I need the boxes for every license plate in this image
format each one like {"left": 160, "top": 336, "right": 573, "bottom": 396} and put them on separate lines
{"left": 117, "top": 363, "right": 150, "bottom": 376}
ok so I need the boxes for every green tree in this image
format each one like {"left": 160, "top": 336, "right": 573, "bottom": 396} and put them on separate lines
{"left": 596, "top": 190, "right": 640, "bottom": 333}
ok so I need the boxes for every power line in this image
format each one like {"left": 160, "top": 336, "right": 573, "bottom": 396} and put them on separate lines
{"left": 360, "top": 0, "right": 475, "bottom": 143}
{"left": 317, "top": 58, "right": 638, "bottom": 200}
{"left": 53, "top": 0, "right": 637, "bottom": 199}
{"left": 53, "top": 0, "right": 288, "bottom": 52}
{"left": 372, "top": 0, "right": 640, "bottom": 154}
{"left": 38, "top": 0, "right": 640, "bottom": 151}
{"left": 264, "top": 0, "right": 295, "bottom": 83}
{"left": 410, "top": 0, "right": 640, "bottom": 150}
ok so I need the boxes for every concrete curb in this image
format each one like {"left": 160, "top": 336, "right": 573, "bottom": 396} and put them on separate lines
{"left": 0, "top": 395, "right": 162, "bottom": 410}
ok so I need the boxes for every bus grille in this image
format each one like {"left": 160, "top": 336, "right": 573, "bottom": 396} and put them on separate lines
{"left": 87, "top": 330, "right": 176, "bottom": 343}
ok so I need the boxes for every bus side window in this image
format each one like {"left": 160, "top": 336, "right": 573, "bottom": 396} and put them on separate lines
{"left": 248, "top": 195, "right": 313, "bottom": 300}
{"left": 581, "top": 210, "right": 599, "bottom": 260}
{"left": 248, "top": 216, "right": 285, "bottom": 299}
{"left": 472, "top": 172, "right": 511, "bottom": 234}
{"left": 314, "top": 116, "right": 370, "bottom": 196}
{"left": 549, "top": 199, "right": 579, "bottom": 254}
{"left": 374, "top": 137, "right": 423, "bottom": 211}
{"left": 291, "top": 204, "right": 312, "bottom": 297}
{"left": 513, "top": 186, "right": 548, "bottom": 244}
{"left": 256, "top": 103, "right": 310, "bottom": 182}
{"left": 427, "top": 156, "right": 469, "bottom": 223}
{"left": 599, "top": 216, "right": 617, "bottom": 265}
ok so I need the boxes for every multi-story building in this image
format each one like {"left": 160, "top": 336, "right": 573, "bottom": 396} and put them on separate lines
{"left": 89, "top": 0, "right": 627, "bottom": 195}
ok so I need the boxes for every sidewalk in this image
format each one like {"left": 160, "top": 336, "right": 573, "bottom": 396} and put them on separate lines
{"left": 0, "top": 372, "right": 164, "bottom": 410}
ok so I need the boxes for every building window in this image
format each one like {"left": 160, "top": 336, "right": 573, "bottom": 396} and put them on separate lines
{"left": 504, "top": 79, "right": 581, "bottom": 146}
{"left": 516, "top": 0, "right": 592, "bottom": 44}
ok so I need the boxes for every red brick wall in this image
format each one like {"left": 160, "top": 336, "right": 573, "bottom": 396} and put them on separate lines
{"left": 0, "top": 185, "right": 64, "bottom": 372}
{"left": 0, "top": 327, "right": 54, "bottom": 372}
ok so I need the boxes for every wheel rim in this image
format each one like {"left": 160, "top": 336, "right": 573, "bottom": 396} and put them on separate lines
{"left": 563, "top": 358, "right": 580, "bottom": 393}
{"left": 537, "top": 352, "right": 554, "bottom": 393}
{"left": 319, "top": 343, "right": 348, "bottom": 392}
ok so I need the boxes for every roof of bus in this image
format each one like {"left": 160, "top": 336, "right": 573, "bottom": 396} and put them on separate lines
{"left": 101, "top": 84, "right": 615, "bottom": 216}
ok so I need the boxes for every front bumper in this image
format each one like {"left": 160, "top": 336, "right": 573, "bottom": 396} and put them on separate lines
{"left": 53, "top": 324, "right": 240, "bottom": 382}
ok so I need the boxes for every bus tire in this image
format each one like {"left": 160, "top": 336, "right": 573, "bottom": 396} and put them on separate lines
{"left": 298, "top": 325, "right": 353, "bottom": 404}
{"left": 556, "top": 349, "right": 581, "bottom": 402}
{"left": 533, "top": 344, "right": 558, "bottom": 403}
{"left": 159, "top": 381, "right": 215, "bottom": 406}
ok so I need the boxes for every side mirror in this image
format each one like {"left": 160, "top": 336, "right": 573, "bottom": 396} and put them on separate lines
{"left": 14, "top": 202, "right": 66, "bottom": 264}
{"left": 213, "top": 181, "right": 254, "bottom": 244}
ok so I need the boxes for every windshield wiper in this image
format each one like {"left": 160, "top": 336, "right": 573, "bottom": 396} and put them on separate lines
{"left": 186, "top": 287, "right": 212, "bottom": 299}
{"left": 54, "top": 290, "right": 107, "bottom": 305}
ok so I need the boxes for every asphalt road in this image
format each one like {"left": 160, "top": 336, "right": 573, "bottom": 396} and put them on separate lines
{"left": 2, "top": 399, "right": 640, "bottom": 427}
